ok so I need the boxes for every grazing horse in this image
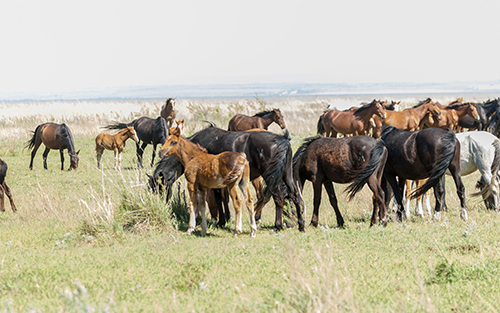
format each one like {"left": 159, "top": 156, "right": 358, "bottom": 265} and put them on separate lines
{"left": 159, "top": 125, "right": 256, "bottom": 237}
{"left": 228, "top": 109, "right": 286, "bottom": 131}
{"left": 0, "top": 159, "right": 16, "bottom": 212}
{"left": 317, "top": 100, "right": 386, "bottom": 137}
{"left": 95, "top": 126, "right": 138, "bottom": 170}
{"left": 161, "top": 123, "right": 305, "bottom": 231}
{"left": 380, "top": 126, "right": 466, "bottom": 222}
{"left": 105, "top": 116, "right": 168, "bottom": 168}
{"left": 371, "top": 98, "right": 442, "bottom": 138}
{"left": 293, "top": 136, "right": 388, "bottom": 227}
{"left": 26, "top": 123, "right": 80, "bottom": 170}
{"left": 421, "top": 103, "right": 480, "bottom": 131}
{"left": 160, "top": 98, "right": 176, "bottom": 128}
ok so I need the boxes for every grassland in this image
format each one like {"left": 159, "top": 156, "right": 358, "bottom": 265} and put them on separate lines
{"left": 1, "top": 95, "right": 500, "bottom": 312}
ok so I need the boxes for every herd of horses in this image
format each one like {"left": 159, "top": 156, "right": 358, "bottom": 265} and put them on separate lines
{"left": 3, "top": 96, "right": 500, "bottom": 237}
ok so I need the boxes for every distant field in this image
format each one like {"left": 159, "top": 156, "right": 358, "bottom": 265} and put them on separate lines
{"left": 1, "top": 94, "right": 500, "bottom": 312}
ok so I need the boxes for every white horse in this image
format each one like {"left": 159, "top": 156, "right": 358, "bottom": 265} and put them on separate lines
{"left": 407, "top": 131, "right": 500, "bottom": 217}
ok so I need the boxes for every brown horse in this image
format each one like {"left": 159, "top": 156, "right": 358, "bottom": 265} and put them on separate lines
{"left": 0, "top": 159, "right": 16, "bottom": 212}
{"left": 160, "top": 98, "right": 176, "bottom": 128}
{"left": 371, "top": 98, "right": 442, "bottom": 138}
{"left": 420, "top": 103, "right": 480, "bottom": 131}
{"left": 317, "top": 100, "right": 386, "bottom": 137}
{"left": 95, "top": 126, "right": 139, "bottom": 170}
{"left": 26, "top": 123, "right": 80, "bottom": 170}
{"left": 228, "top": 109, "right": 286, "bottom": 131}
{"left": 159, "top": 125, "right": 256, "bottom": 237}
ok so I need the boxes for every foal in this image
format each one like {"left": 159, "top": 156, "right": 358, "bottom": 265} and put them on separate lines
{"left": 159, "top": 125, "right": 256, "bottom": 237}
{"left": 95, "top": 126, "right": 138, "bottom": 170}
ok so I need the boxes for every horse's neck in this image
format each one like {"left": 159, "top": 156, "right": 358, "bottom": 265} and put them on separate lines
{"left": 355, "top": 107, "right": 376, "bottom": 121}
{"left": 452, "top": 106, "right": 469, "bottom": 118}
{"left": 259, "top": 113, "right": 275, "bottom": 128}
{"left": 175, "top": 137, "right": 205, "bottom": 166}
{"left": 412, "top": 103, "right": 430, "bottom": 118}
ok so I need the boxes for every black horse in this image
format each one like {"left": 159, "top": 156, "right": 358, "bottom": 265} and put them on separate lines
{"left": 293, "top": 135, "right": 388, "bottom": 227}
{"left": 380, "top": 126, "right": 466, "bottom": 222}
{"left": 159, "top": 124, "right": 305, "bottom": 231}
{"left": 105, "top": 116, "right": 168, "bottom": 168}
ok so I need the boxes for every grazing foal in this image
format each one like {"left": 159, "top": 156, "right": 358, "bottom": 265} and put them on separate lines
{"left": 95, "top": 126, "right": 138, "bottom": 170}
{"left": 159, "top": 125, "right": 256, "bottom": 237}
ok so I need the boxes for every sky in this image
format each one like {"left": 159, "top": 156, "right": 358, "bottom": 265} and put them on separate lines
{"left": 0, "top": 0, "right": 499, "bottom": 94}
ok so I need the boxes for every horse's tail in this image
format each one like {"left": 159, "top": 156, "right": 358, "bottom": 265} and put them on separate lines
{"left": 254, "top": 138, "right": 290, "bottom": 209}
{"left": 345, "top": 140, "right": 388, "bottom": 200}
{"left": 317, "top": 114, "right": 325, "bottom": 135}
{"left": 0, "top": 159, "right": 7, "bottom": 185}
{"left": 292, "top": 136, "right": 321, "bottom": 180}
{"left": 104, "top": 119, "right": 136, "bottom": 130}
{"left": 25, "top": 124, "right": 43, "bottom": 150}
{"left": 472, "top": 139, "right": 500, "bottom": 198}
{"left": 410, "top": 133, "right": 457, "bottom": 199}
{"left": 222, "top": 154, "right": 247, "bottom": 185}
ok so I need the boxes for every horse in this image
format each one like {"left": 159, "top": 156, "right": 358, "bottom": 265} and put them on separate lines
{"left": 159, "top": 125, "right": 256, "bottom": 237}
{"left": 160, "top": 98, "right": 176, "bottom": 128}
{"left": 0, "top": 159, "right": 16, "bottom": 212}
{"left": 380, "top": 126, "right": 466, "bottom": 223}
{"left": 293, "top": 135, "right": 388, "bottom": 227}
{"left": 420, "top": 103, "right": 480, "bottom": 131}
{"left": 95, "top": 126, "right": 138, "bottom": 170}
{"left": 404, "top": 131, "right": 500, "bottom": 215}
{"left": 159, "top": 123, "right": 305, "bottom": 231}
{"left": 228, "top": 109, "right": 286, "bottom": 131}
{"left": 105, "top": 116, "right": 168, "bottom": 168}
{"left": 26, "top": 122, "right": 80, "bottom": 170}
{"left": 371, "top": 98, "right": 442, "bottom": 138}
{"left": 317, "top": 100, "right": 386, "bottom": 137}
{"left": 384, "top": 101, "right": 401, "bottom": 111}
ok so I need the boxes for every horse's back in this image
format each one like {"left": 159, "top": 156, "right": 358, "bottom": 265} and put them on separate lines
{"left": 39, "top": 122, "right": 64, "bottom": 149}
{"left": 228, "top": 114, "right": 254, "bottom": 131}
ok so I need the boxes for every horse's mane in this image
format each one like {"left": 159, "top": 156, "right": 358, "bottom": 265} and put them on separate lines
{"left": 194, "top": 142, "right": 208, "bottom": 153}
{"left": 379, "top": 125, "right": 398, "bottom": 140}
{"left": 447, "top": 103, "right": 469, "bottom": 109}
{"left": 254, "top": 110, "right": 276, "bottom": 117}
{"left": 59, "top": 123, "right": 77, "bottom": 154}
{"left": 293, "top": 135, "right": 322, "bottom": 168}
{"left": 354, "top": 101, "right": 377, "bottom": 113}
{"left": 413, "top": 98, "right": 433, "bottom": 108}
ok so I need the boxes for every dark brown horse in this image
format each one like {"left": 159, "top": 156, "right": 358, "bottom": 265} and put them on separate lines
{"left": 0, "top": 159, "right": 16, "bottom": 212}
{"left": 228, "top": 109, "right": 286, "bottom": 131}
{"left": 380, "top": 126, "right": 467, "bottom": 223}
{"left": 26, "top": 123, "right": 80, "bottom": 170}
{"left": 293, "top": 135, "right": 388, "bottom": 227}
{"left": 317, "top": 100, "right": 386, "bottom": 137}
{"left": 160, "top": 98, "right": 176, "bottom": 128}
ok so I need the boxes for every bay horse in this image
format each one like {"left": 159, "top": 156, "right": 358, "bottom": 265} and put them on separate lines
{"left": 160, "top": 123, "right": 305, "bottom": 231}
{"left": 159, "top": 125, "right": 256, "bottom": 237}
{"left": 160, "top": 98, "right": 176, "bottom": 128}
{"left": 420, "top": 103, "right": 480, "bottom": 131}
{"left": 105, "top": 116, "right": 168, "bottom": 168}
{"left": 371, "top": 98, "right": 442, "bottom": 138}
{"left": 228, "top": 109, "right": 286, "bottom": 131}
{"left": 95, "top": 126, "right": 138, "bottom": 170}
{"left": 380, "top": 126, "right": 466, "bottom": 222}
{"left": 0, "top": 159, "right": 16, "bottom": 212}
{"left": 293, "top": 135, "right": 388, "bottom": 227}
{"left": 26, "top": 122, "right": 80, "bottom": 170}
{"left": 317, "top": 100, "right": 386, "bottom": 137}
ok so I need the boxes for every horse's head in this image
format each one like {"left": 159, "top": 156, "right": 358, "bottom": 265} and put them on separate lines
{"left": 159, "top": 126, "right": 181, "bottom": 159}
{"left": 69, "top": 150, "right": 80, "bottom": 170}
{"left": 166, "top": 98, "right": 176, "bottom": 107}
{"left": 467, "top": 104, "right": 480, "bottom": 121}
{"left": 273, "top": 109, "right": 286, "bottom": 129}
{"left": 375, "top": 100, "right": 386, "bottom": 120}
{"left": 175, "top": 119, "right": 185, "bottom": 136}
{"left": 426, "top": 100, "right": 442, "bottom": 120}
{"left": 126, "top": 126, "right": 139, "bottom": 143}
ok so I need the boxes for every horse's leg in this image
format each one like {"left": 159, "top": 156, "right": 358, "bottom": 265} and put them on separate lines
{"left": 272, "top": 193, "right": 285, "bottom": 231}
{"left": 310, "top": 179, "right": 322, "bottom": 227}
{"left": 228, "top": 182, "right": 243, "bottom": 236}
{"left": 136, "top": 141, "right": 147, "bottom": 168}
{"left": 397, "top": 178, "right": 407, "bottom": 221}
{"left": 96, "top": 147, "right": 103, "bottom": 169}
{"left": 432, "top": 177, "right": 446, "bottom": 221}
{"left": 323, "top": 181, "right": 344, "bottom": 228}
{"left": 187, "top": 183, "right": 198, "bottom": 235}
{"left": 252, "top": 178, "right": 264, "bottom": 221}
{"left": 198, "top": 189, "right": 208, "bottom": 236}
{"left": 29, "top": 139, "right": 43, "bottom": 170}
{"left": 42, "top": 148, "right": 51, "bottom": 170}
{"left": 0, "top": 184, "right": 4, "bottom": 212}
{"left": 404, "top": 180, "right": 412, "bottom": 218}
{"left": 113, "top": 149, "right": 119, "bottom": 170}
{"left": 386, "top": 174, "right": 404, "bottom": 221}
{"left": 2, "top": 182, "right": 16, "bottom": 212}
{"left": 367, "top": 175, "right": 386, "bottom": 227}
{"left": 59, "top": 149, "right": 65, "bottom": 170}
{"left": 212, "top": 189, "right": 226, "bottom": 227}
{"left": 239, "top": 170, "right": 256, "bottom": 237}
{"left": 448, "top": 154, "right": 467, "bottom": 220}
{"left": 151, "top": 144, "right": 157, "bottom": 167}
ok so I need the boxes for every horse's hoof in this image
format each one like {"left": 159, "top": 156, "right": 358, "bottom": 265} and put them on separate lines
{"left": 187, "top": 228, "right": 195, "bottom": 235}
{"left": 460, "top": 209, "right": 468, "bottom": 221}
{"left": 432, "top": 212, "right": 441, "bottom": 221}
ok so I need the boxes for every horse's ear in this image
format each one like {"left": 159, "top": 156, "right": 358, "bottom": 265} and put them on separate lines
{"left": 76, "top": 150, "right": 80, "bottom": 155}
{"left": 181, "top": 119, "right": 184, "bottom": 123}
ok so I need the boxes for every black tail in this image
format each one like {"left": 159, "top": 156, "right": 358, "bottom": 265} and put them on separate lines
{"left": 345, "top": 141, "right": 388, "bottom": 199}
{"left": 317, "top": 114, "right": 325, "bottom": 135}
{"left": 104, "top": 119, "right": 136, "bottom": 131}
{"left": 254, "top": 138, "right": 291, "bottom": 209}
{"left": 410, "top": 134, "right": 457, "bottom": 199}
{"left": 25, "top": 124, "right": 43, "bottom": 150}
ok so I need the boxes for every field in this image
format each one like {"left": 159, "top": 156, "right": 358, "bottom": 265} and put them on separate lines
{"left": 1, "top": 94, "right": 500, "bottom": 312}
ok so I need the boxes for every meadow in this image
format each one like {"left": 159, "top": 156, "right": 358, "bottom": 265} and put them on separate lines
{"left": 1, "top": 94, "right": 500, "bottom": 312}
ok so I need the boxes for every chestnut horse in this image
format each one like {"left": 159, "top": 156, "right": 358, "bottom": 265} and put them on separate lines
{"left": 371, "top": 98, "right": 442, "bottom": 138}
{"left": 160, "top": 98, "right": 176, "bottom": 128}
{"left": 0, "top": 159, "right": 16, "bottom": 212}
{"left": 26, "top": 123, "right": 80, "bottom": 170}
{"left": 159, "top": 125, "right": 256, "bottom": 237}
{"left": 95, "top": 126, "right": 139, "bottom": 170}
{"left": 228, "top": 109, "right": 286, "bottom": 131}
{"left": 317, "top": 100, "right": 386, "bottom": 137}
{"left": 420, "top": 103, "right": 480, "bottom": 131}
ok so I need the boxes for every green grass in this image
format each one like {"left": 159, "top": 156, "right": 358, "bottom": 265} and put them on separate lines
{"left": 1, "top": 99, "right": 500, "bottom": 312}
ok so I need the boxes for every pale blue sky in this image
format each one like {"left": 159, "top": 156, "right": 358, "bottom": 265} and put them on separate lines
{"left": 1, "top": 0, "right": 499, "bottom": 94}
